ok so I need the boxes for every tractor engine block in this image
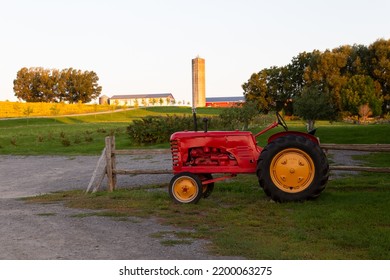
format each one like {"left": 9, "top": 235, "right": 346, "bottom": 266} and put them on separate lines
{"left": 186, "top": 147, "right": 238, "bottom": 167}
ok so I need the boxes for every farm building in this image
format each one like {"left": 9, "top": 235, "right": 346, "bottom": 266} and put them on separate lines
{"left": 205, "top": 96, "right": 245, "bottom": 107}
{"left": 107, "top": 93, "right": 175, "bottom": 107}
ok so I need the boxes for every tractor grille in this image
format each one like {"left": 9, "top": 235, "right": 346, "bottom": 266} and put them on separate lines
{"left": 170, "top": 140, "right": 180, "bottom": 167}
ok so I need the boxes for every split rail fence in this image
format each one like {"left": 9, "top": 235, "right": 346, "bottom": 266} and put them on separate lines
{"left": 86, "top": 136, "right": 390, "bottom": 193}
{"left": 86, "top": 136, "right": 171, "bottom": 193}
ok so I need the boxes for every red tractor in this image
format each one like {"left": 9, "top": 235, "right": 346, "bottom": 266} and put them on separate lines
{"left": 169, "top": 112, "right": 329, "bottom": 203}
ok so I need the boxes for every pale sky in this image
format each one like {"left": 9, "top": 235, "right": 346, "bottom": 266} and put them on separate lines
{"left": 0, "top": 0, "right": 389, "bottom": 103}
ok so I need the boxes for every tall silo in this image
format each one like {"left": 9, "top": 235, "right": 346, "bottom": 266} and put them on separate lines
{"left": 99, "top": 95, "right": 109, "bottom": 105}
{"left": 192, "top": 57, "right": 206, "bottom": 108}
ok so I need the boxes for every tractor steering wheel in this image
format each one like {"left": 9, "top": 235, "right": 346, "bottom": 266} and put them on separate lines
{"left": 276, "top": 112, "right": 288, "bottom": 131}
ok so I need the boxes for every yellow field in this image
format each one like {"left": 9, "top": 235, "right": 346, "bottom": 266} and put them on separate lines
{"left": 0, "top": 101, "right": 115, "bottom": 118}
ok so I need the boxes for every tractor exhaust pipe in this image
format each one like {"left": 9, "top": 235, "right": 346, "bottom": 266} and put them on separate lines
{"left": 203, "top": 118, "right": 209, "bottom": 132}
{"left": 192, "top": 107, "right": 198, "bottom": 132}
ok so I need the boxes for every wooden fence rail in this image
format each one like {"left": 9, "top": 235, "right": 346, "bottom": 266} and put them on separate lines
{"left": 320, "top": 144, "right": 390, "bottom": 152}
{"left": 86, "top": 137, "right": 390, "bottom": 193}
{"left": 86, "top": 136, "right": 172, "bottom": 193}
{"left": 320, "top": 143, "right": 390, "bottom": 174}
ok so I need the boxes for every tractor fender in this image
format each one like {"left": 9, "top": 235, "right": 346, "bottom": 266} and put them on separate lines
{"left": 267, "top": 131, "right": 320, "bottom": 145}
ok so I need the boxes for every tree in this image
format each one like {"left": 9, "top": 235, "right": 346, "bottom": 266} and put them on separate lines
{"left": 346, "top": 44, "right": 371, "bottom": 76}
{"left": 23, "top": 106, "right": 34, "bottom": 124}
{"left": 287, "top": 52, "right": 314, "bottom": 97}
{"left": 219, "top": 101, "right": 259, "bottom": 130}
{"left": 341, "top": 75, "right": 382, "bottom": 117}
{"left": 65, "top": 69, "right": 102, "bottom": 103}
{"left": 13, "top": 68, "right": 31, "bottom": 101}
{"left": 368, "top": 39, "right": 390, "bottom": 113}
{"left": 293, "top": 85, "right": 336, "bottom": 131}
{"left": 13, "top": 67, "right": 51, "bottom": 102}
{"left": 303, "top": 48, "right": 350, "bottom": 113}
{"left": 358, "top": 104, "right": 372, "bottom": 122}
{"left": 242, "top": 71, "right": 274, "bottom": 113}
{"left": 13, "top": 67, "right": 102, "bottom": 103}
{"left": 244, "top": 38, "right": 390, "bottom": 118}
{"left": 265, "top": 66, "right": 295, "bottom": 112}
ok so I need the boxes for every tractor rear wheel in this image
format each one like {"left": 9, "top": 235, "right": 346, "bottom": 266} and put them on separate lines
{"left": 169, "top": 172, "right": 203, "bottom": 204}
{"left": 257, "top": 135, "right": 329, "bottom": 202}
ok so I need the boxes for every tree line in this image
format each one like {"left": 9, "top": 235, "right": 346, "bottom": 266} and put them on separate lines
{"left": 13, "top": 67, "right": 102, "bottom": 103}
{"left": 242, "top": 38, "right": 390, "bottom": 122}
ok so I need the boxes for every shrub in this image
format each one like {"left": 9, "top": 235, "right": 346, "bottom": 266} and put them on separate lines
{"left": 74, "top": 135, "right": 82, "bottom": 144}
{"left": 10, "top": 137, "right": 17, "bottom": 146}
{"left": 127, "top": 115, "right": 220, "bottom": 145}
{"left": 61, "top": 138, "right": 71, "bottom": 147}
{"left": 218, "top": 102, "right": 259, "bottom": 130}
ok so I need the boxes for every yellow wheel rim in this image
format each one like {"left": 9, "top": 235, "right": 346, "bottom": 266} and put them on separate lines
{"left": 270, "top": 148, "right": 315, "bottom": 193}
{"left": 172, "top": 176, "right": 199, "bottom": 203}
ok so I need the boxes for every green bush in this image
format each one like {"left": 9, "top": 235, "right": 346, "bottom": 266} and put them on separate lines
{"left": 127, "top": 115, "right": 221, "bottom": 145}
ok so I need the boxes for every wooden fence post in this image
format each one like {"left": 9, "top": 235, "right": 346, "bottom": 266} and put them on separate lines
{"left": 86, "top": 147, "right": 106, "bottom": 193}
{"left": 105, "top": 136, "right": 115, "bottom": 192}
{"left": 111, "top": 135, "right": 117, "bottom": 190}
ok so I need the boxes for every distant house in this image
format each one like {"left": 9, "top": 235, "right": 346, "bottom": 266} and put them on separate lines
{"left": 108, "top": 93, "right": 175, "bottom": 107}
{"left": 205, "top": 96, "right": 245, "bottom": 107}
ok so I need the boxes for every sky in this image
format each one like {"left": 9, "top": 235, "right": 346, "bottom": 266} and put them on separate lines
{"left": 0, "top": 0, "right": 389, "bottom": 103}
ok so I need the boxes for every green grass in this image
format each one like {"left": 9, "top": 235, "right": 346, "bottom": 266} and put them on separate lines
{"left": 1, "top": 107, "right": 389, "bottom": 155}
{"left": 252, "top": 122, "right": 390, "bottom": 148}
{"left": 315, "top": 124, "right": 390, "bottom": 144}
{"left": 0, "top": 121, "right": 127, "bottom": 155}
{"left": 0, "top": 107, "right": 225, "bottom": 155}
{"left": 0, "top": 110, "right": 160, "bottom": 155}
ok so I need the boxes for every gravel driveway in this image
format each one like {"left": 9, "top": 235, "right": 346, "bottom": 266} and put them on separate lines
{"left": 0, "top": 153, "right": 237, "bottom": 260}
{"left": 0, "top": 150, "right": 362, "bottom": 259}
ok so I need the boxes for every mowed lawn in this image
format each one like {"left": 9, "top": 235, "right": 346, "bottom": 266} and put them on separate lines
{"left": 1, "top": 109, "right": 389, "bottom": 155}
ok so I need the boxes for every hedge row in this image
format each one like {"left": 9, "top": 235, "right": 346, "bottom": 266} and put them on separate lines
{"left": 127, "top": 115, "right": 222, "bottom": 145}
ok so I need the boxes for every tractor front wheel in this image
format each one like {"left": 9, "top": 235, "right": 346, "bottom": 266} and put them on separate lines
{"left": 169, "top": 172, "right": 203, "bottom": 204}
{"left": 199, "top": 173, "right": 214, "bottom": 198}
{"left": 257, "top": 135, "right": 329, "bottom": 202}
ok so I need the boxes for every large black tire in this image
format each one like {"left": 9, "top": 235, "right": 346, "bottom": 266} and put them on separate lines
{"left": 257, "top": 135, "right": 329, "bottom": 202}
{"left": 169, "top": 172, "right": 203, "bottom": 204}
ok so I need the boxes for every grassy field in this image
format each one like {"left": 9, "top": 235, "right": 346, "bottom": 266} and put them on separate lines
{"left": 1, "top": 107, "right": 389, "bottom": 155}
{"left": 0, "top": 101, "right": 115, "bottom": 118}
{"left": 0, "top": 107, "right": 194, "bottom": 154}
